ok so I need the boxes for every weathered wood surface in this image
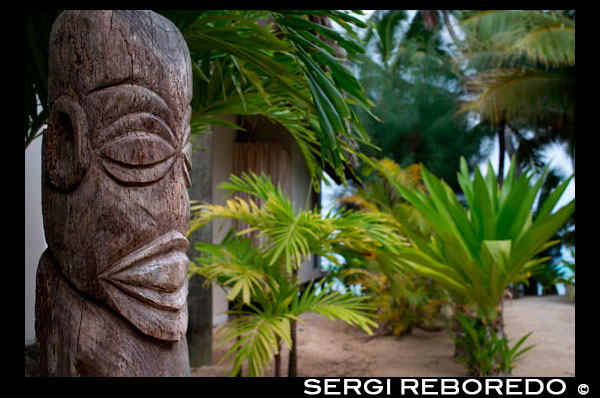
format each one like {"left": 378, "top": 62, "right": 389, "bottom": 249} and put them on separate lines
{"left": 36, "top": 10, "right": 193, "bottom": 376}
{"left": 186, "top": 131, "right": 213, "bottom": 367}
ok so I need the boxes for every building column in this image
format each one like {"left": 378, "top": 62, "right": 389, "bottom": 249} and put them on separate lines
{"left": 186, "top": 131, "right": 213, "bottom": 367}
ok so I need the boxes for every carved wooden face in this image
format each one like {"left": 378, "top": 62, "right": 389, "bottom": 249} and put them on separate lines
{"left": 43, "top": 11, "right": 192, "bottom": 341}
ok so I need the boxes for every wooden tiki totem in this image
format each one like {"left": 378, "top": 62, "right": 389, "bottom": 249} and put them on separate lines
{"left": 35, "top": 10, "right": 193, "bottom": 376}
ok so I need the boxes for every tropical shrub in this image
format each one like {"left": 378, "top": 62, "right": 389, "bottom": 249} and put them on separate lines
{"left": 188, "top": 172, "right": 403, "bottom": 376}
{"left": 340, "top": 267, "right": 448, "bottom": 336}
{"left": 453, "top": 312, "right": 535, "bottom": 376}
{"left": 333, "top": 159, "right": 449, "bottom": 336}
{"left": 384, "top": 156, "right": 574, "bottom": 318}
{"left": 377, "top": 156, "right": 574, "bottom": 375}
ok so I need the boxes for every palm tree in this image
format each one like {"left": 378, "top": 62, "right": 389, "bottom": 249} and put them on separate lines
{"left": 188, "top": 172, "right": 402, "bottom": 376}
{"left": 355, "top": 10, "right": 494, "bottom": 191}
{"left": 455, "top": 10, "right": 575, "bottom": 180}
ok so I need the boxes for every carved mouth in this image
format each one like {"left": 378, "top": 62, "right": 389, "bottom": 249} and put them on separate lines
{"left": 100, "top": 230, "right": 189, "bottom": 311}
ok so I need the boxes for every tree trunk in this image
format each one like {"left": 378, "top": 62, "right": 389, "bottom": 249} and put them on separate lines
{"left": 497, "top": 113, "right": 507, "bottom": 187}
{"left": 234, "top": 314, "right": 243, "bottom": 377}
{"left": 504, "top": 124, "right": 521, "bottom": 179}
{"left": 442, "top": 11, "right": 462, "bottom": 50}
{"left": 451, "top": 303, "right": 467, "bottom": 358}
{"left": 274, "top": 337, "right": 282, "bottom": 377}
{"left": 493, "top": 303, "right": 505, "bottom": 341}
{"left": 288, "top": 319, "right": 298, "bottom": 377}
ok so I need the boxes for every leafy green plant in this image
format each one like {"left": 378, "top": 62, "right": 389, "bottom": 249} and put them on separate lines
{"left": 333, "top": 159, "right": 449, "bottom": 336}
{"left": 377, "top": 155, "right": 573, "bottom": 374}
{"left": 384, "top": 156, "right": 574, "bottom": 319}
{"left": 155, "top": 10, "right": 376, "bottom": 190}
{"left": 453, "top": 312, "right": 535, "bottom": 376}
{"left": 188, "top": 172, "right": 400, "bottom": 376}
{"left": 341, "top": 267, "right": 448, "bottom": 336}
{"left": 495, "top": 331, "right": 536, "bottom": 374}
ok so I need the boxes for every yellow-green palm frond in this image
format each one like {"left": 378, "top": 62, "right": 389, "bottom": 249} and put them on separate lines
{"left": 508, "top": 24, "right": 574, "bottom": 67}
{"left": 337, "top": 194, "right": 380, "bottom": 213}
{"left": 218, "top": 171, "right": 286, "bottom": 203}
{"left": 191, "top": 236, "right": 279, "bottom": 304}
{"left": 189, "top": 196, "right": 263, "bottom": 237}
{"left": 292, "top": 282, "right": 378, "bottom": 335}
{"left": 456, "top": 10, "right": 574, "bottom": 130}
{"left": 217, "top": 311, "right": 292, "bottom": 377}
{"left": 374, "top": 158, "right": 424, "bottom": 189}
{"left": 330, "top": 208, "right": 405, "bottom": 255}
{"left": 340, "top": 268, "right": 387, "bottom": 294}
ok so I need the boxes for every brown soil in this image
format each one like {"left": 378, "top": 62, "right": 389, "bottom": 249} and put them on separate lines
{"left": 191, "top": 294, "right": 574, "bottom": 377}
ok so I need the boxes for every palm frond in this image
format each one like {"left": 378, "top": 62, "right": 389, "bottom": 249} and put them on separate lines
{"left": 217, "top": 311, "right": 292, "bottom": 377}
{"left": 456, "top": 10, "right": 575, "bottom": 133}
{"left": 460, "top": 67, "right": 574, "bottom": 126}
{"left": 162, "top": 10, "right": 376, "bottom": 189}
{"left": 292, "top": 281, "right": 377, "bottom": 335}
{"left": 191, "top": 234, "right": 279, "bottom": 304}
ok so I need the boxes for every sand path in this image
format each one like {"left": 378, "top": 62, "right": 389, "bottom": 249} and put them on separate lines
{"left": 191, "top": 294, "right": 574, "bottom": 377}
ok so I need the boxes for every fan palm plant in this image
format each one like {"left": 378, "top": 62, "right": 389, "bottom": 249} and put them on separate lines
{"left": 188, "top": 172, "right": 402, "bottom": 376}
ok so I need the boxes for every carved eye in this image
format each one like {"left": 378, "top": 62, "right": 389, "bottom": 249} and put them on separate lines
{"left": 101, "top": 132, "right": 175, "bottom": 165}
{"left": 101, "top": 132, "right": 177, "bottom": 185}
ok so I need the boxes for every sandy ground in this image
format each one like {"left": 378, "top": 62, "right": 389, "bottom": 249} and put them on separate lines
{"left": 191, "top": 294, "right": 574, "bottom": 377}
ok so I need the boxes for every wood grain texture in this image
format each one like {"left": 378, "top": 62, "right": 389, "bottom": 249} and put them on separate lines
{"left": 36, "top": 10, "right": 193, "bottom": 376}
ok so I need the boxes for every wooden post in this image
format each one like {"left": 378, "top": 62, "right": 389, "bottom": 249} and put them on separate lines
{"left": 186, "top": 131, "right": 214, "bottom": 367}
{"left": 36, "top": 10, "right": 193, "bottom": 376}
